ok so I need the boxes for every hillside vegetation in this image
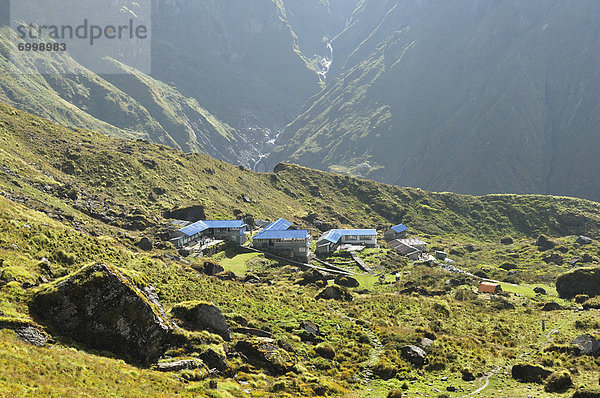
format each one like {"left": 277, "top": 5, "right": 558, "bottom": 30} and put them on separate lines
{"left": 1, "top": 103, "right": 600, "bottom": 397}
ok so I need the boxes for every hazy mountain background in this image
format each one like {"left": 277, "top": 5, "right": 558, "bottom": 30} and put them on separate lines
{"left": 2, "top": 0, "right": 600, "bottom": 201}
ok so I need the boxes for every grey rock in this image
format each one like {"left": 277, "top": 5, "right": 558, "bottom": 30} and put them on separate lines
{"left": 299, "top": 320, "right": 320, "bottom": 336}
{"left": 316, "top": 285, "right": 354, "bottom": 301}
{"left": 171, "top": 301, "right": 231, "bottom": 341}
{"left": 0, "top": 320, "right": 48, "bottom": 347}
{"left": 235, "top": 338, "right": 294, "bottom": 375}
{"left": 400, "top": 345, "right": 427, "bottom": 367}
{"left": 137, "top": 237, "right": 153, "bottom": 251}
{"left": 155, "top": 359, "right": 203, "bottom": 372}
{"left": 543, "top": 253, "right": 563, "bottom": 265}
{"left": 29, "top": 263, "right": 173, "bottom": 363}
{"left": 572, "top": 334, "right": 600, "bottom": 356}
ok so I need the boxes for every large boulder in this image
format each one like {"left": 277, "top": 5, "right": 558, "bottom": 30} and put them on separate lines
{"left": 511, "top": 363, "right": 553, "bottom": 383}
{"left": 316, "top": 285, "right": 354, "bottom": 301}
{"left": 296, "top": 269, "right": 327, "bottom": 286}
{"left": 170, "top": 301, "right": 231, "bottom": 341}
{"left": 571, "top": 334, "right": 600, "bottom": 356}
{"left": 556, "top": 267, "right": 600, "bottom": 299}
{"left": 334, "top": 275, "right": 360, "bottom": 288}
{"left": 235, "top": 338, "right": 295, "bottom": 375}
{"left": 400, "top": 345, "right": 427, "bottom": 367}
{"left": 29, "top": 263, "right": 173, "bottom": 364}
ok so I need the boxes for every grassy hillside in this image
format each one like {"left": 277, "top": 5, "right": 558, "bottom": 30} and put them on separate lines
{"left": 270, "top": 0, "right": 600, "bottom": 201}
{"left": 1, "top": 103, "right": 600, "bottom": 396}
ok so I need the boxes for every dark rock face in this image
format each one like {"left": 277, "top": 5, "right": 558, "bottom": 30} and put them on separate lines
{"left": 29, "top": 263, "right": 173, "bottom": 364}
{"left": 235, "top": 338, "right": 294, "bottom": 375}
{"left": 0, "top": 319, "right": 48, "bottom": 347}
{"left": 511, "top": 363, "right": 553, "bottom": 383}
{"left": 572, "top": 334, "right": 600, "bottom": 356}
{"left": 461, "top": 369, "right": 476, "bottom": 381}
{"left": 199, "top": 348, "right": 228, "bottom": 372}
{"left": 316, "top": 285, "right": 354, "bottom": 301}
{"left": 155, "top": 359, "right": 204, "bottom": 372}
{"left": 572, "top": 389, "right": 600, "bottom": 398}
{"left": 541, "top": 302, "right": 564, "bottom": 311}
{"left": 170, "top": 301, "right": 231, "bottom": 341}
{"left": 334, "top": 275, "right": 360, "bottom": 288}
{"left": 164, "top": 204, "right": 206, "bottom": 222}
{"left": 400, "top": 345, "right": 427, "bottom": 367}
{"left": 556, "top": 267, "right": 600, "bottom": 299}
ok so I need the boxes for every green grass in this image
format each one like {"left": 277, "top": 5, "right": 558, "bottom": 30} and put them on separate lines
{"left": 215, "top": 251, "right": 264, "bottom": 276}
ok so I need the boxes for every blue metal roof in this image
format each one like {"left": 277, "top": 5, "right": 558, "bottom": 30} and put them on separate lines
{"left": 318, "top": 229, "right": 377, "bottom": 244}
{"left": 262, "top": 218, "right": 292, "bottom": 231}
{"left": 180, "top": 221, "right": 209, "bottom": 237}
{"left": 180, "top": 220, "right": 245, "bottom": 237}
{"left": 253, "top": 229, "right": 309, "bottom": 240}
{"left": 391, "top": 224, "right": 408, "bottom": 233}
{"left": 203, "top": 220, "right": 245, "bottom": 228}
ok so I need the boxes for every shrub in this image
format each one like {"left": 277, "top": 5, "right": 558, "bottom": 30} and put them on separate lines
{"left": 544, "top": 370, "right": 573, "bottom": 393}
{"left": 315, "top": 343, "right": 336, "bottom": 360}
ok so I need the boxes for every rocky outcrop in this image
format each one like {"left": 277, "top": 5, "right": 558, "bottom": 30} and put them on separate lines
{"left": 164, "top": 203, "right": 205, "bottom": 222}
{"left": 170, "top": 301, "right": 231, "bottom": 341}
{"left": 576, "top": 236, "right": 593, "bottom": 245}
{"left": 541, "top": 302, "right": 564, "bottom": 311}
{"left": 155, "top": 359, "right": 204, "bottom": 372}
{"left": 29, "top": 263, "right": 173, "bottom": 364}
{"left": 511, "top": 363, "right": 553, "bottom": 383}
{"left": 556, "top": 267, "right": 600, "bottom": 299}
{"left": 235, "top": 338, "right": 295, "bottom": 375}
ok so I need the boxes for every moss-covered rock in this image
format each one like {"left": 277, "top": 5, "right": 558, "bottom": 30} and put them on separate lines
{"left": 556, "top": 267, "right": 600, "bottom": 299}
{"left": 511, "top": 363, "right": 553, "bottom": 383}
{"left": 170, "top": 301, "right": 230, "bottom": 341}
{"left": 235, "top": 338, "right": 295, "bottom": 375}
{"left": 29, "top": 263, "right": 173, "bottom": 364}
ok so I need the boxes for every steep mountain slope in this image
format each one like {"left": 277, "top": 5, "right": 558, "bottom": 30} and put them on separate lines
{"left": 2, "top": 103, "right": 600, "bottom": 396}
{"left": 270, "top": 0, "right": 600, "bottom": 201}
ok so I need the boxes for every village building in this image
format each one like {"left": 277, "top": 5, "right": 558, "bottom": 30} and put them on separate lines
{"left": 478, "top": 282, "right": 502, "bottom": 294}
{"left": 388, "top": 238, "right": 428, "bottom": 259}
{"left": 316, "top": 229, "right": 377, "bottom": 254}
{"left": 171, "top": 220, "right": 247, "bottom": 248}
{"left": 384, "top": 223, "right": 408, "bottom": 241}
{"left": 252, "top": 218, "right": 310, "bottom": 260}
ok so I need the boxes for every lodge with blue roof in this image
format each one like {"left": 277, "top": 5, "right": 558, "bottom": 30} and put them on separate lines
{"left": 171, "top": 219, "right": 247, "bottom": 248}
{"left": 252, "top": 218, "right": 310, "bottom": 260}
{"left": 384, "top": 223, "right": 409, "bottom": 241}
{"left": 316, "top": 228, "right": 377, "bottom": 254}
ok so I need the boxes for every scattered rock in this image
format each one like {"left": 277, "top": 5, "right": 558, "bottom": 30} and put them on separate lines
{"left": 500, "top": 236, "right": 514, "bottom": 245}
{"left": 461, "top": 369, "right": 476, "bottom": 381}
{"left": 296, "top": 270, "right": 327, "bottom": 286}
{"left": 0, "top": 319, "right": 48, "bottom": 347}
{"left": 215, "top": 271, "right": 237, "bottom": 281}
{"left": 199, "top": 348, "right": 228, "bottom": 371}
{"left": 170, "top": 301, "right": 231, "bottom": 341}
{"left": 137, "top": 237, "right": 153, "bottom": 251}
{"left": 569, "top": 257, "right": 582, "bottom": 266}
{"left": 543, "top": 253, "right": 563, "bottom": 265}
{"left": 500, "top": 262, "right": 517, "bottom": 271}
{"left": 235, "top": 338, "right": 294, "bottom": 375}
{"left": 536, "top": 235, "right": 556, "bottom": 251}
{"left": 241, "top": 195, "right": 252, "bottom": 203}
{"left": 534, "top": 287, "right": 547, "bottom": 295}
{"left": 420, "top": 337, "right": 434, "bottom": 349}
{"left": 193, "top": 260, "right": 224, "bottom": 276}
{"left": 544, "top": 370, "right": 573, "bottom": 393}
{"left": 556, "top": 267, "right": 600, "bottom": 299}
{"left": 571, "top": 334, "right": 600, "bottom": 356}
{"left": 577, "top": 236, "right": 593, "bottom": 245}
{"left": 155, "top": 359, "right": 204, "bottom": 372}
{"left": 37, "top": 276, "right": 49, "bottom": 285}
{"left": 299, "top": 321, "right": 320, "bottom": 337}
{"left": 316, "top": 285, "right": 354, "bottom": 301}
{"left": 334, "top": 275, "right": 359, "bottom": 288}
{"left": 541, "top": 302, "right": 564, "bottom": 311}
{"left": 511, "top": 363, "right": 553, "bottom": 383}
{"left": 463, "top": 244, "right": 475, "bottom": 252}
{"left": 277, "top": 339, "right": 295, "bottom": 353}
{"left": 446, "top": 386, "right": 457, "bottom": 392}
{"left": 29, "top": 263, "right": 173, "bottom": 364}
{"left": 400, "top": 345, "right": 427, "bottom": 367}
{"left": 473, "top": 270, "right": 488, "bottom": 279}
